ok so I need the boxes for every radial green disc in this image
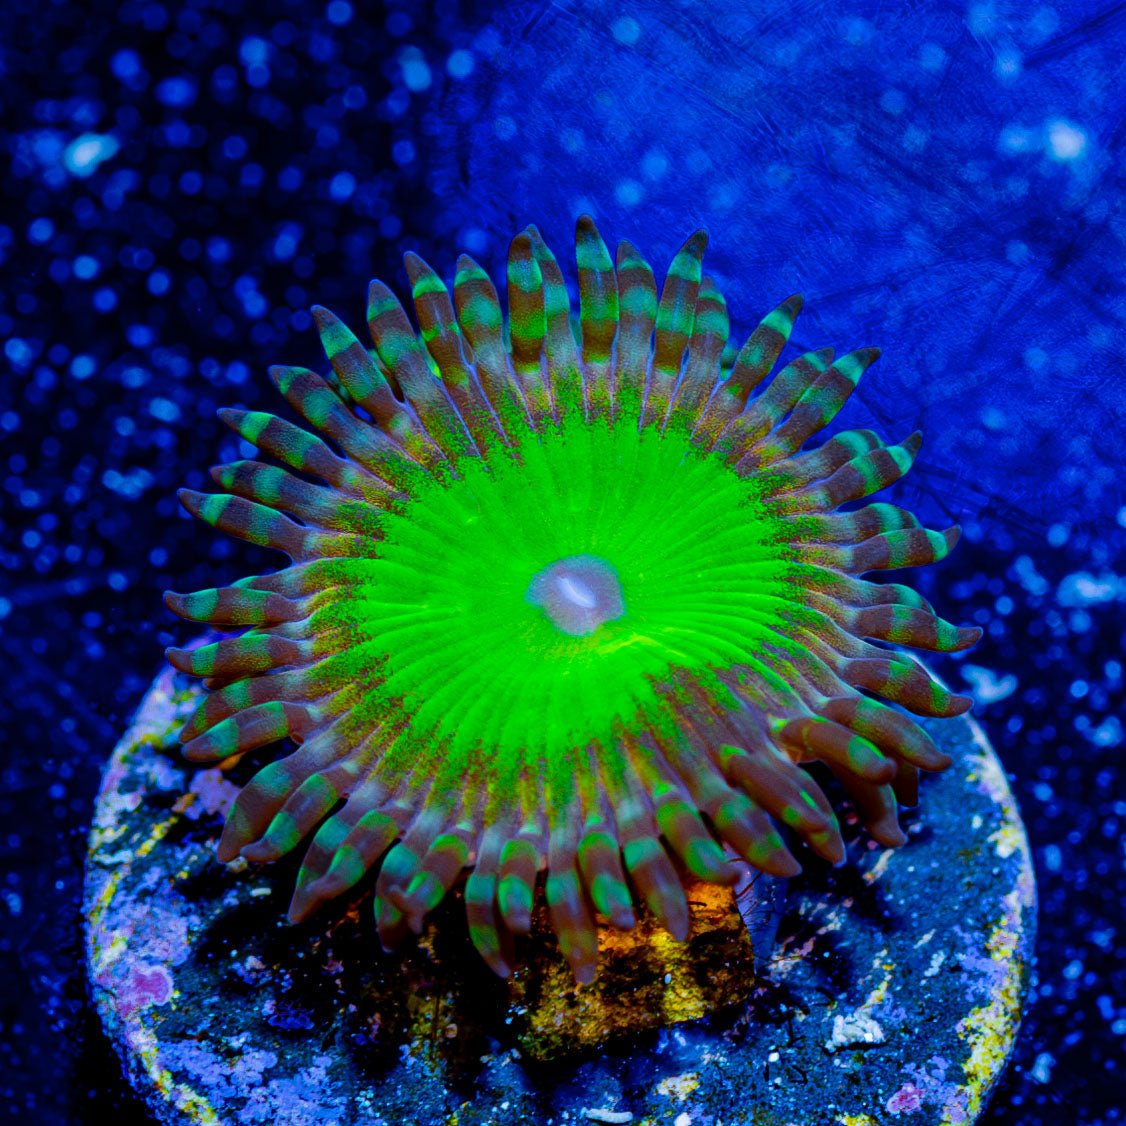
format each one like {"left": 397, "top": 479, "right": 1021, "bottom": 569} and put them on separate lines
{"left": 321, "top": 415, "right": 802, "bottom": 797}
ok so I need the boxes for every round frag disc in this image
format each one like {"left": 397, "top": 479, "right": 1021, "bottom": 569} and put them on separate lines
{"left": 86, "top": 663, "right": 1034, "bottom": 1125}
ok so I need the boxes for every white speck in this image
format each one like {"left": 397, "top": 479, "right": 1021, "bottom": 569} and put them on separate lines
{"left": 1085, "top": 715, "right": 1123, "bottom": 748}
{"left": 64, "top": 132, "right": 119, "bottom": 177}
{"left": 582, "top": 1110, "right": 632, "bottom": 1125}
{"left": 1046, "top": 118, "right": 1087, "bottom": 161}
{"left": 1030, "top": 1050, "right": 1055, "bottom": 1084}
{"left": 1058, "top": 570, "right": 1123, "bottom": 607}
{"left": 675, "top": 1115, "right": 692, "bottom": 1126}
{"left": 824, "top": 1012, "right": 885, "bottom": 1052}
{"left": 961, "top": 664, "right": 1018, "bottom": 704}
{"left": 924, "top": 951, "right": 947, "bottom": 977}
{"left": 559, "top": 576, "right": 597, "bottom": 609}
{"left": 1012, "top": 554, "right": 1049, "bottom": 597}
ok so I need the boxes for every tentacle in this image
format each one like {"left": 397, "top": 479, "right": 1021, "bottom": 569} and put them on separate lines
{"left": 269, "top": 364, "right": 421, "bottom": 488}
{"left": 219, "top": 717, "right": 372, "bottom": 859}
{"left": 831, "top": 768, "right": 906, "bottom": 848}
{"left": 748, "top": 347, "right": 880, "bottom": 466}
{"left": 716, "top": 348, "right": 834, "bottom": 466}
{"left": 707, "top": 787, "right": 802, "bottom": 877}
{"left": 312, "top": 305, "right": 435, "bottom": 461}
{"left": 654, "top": 788, "right": 737, "bottom": 884}
{"left": 166, "top": 633, "right": 305, "bottom": 680}
{"left": 546, "top": 807, "right": 598, "bottom": 982}
{"left": 288, "top": 777, "right": 400, "bottom": 921}
{"left": 366, "top": 281, "right": 472, "bottom": 459}
{"left": 774, "top": 716, "right": 895, "bottom": 785}
{"left": 695, "top": 293, "right": 802, "bottom": 445}
{"left": 164, "top": 586, "right": 304, "bottom": 627}
{"left": 373, "top": 839, "right": 422, "bottom": 951}
{"left": 666, "top": 275, "right": 728, "bottom": 434}
{"left": 717, "top": 743, "right": 845, "bottom": 865}
{"left": 575, "top": 214, "right": 618, "bottom": 420}
{"left": 526, "top": 224, "right": 585, "bottom": 421}
{"left": 506, "top": 231, "right": 553, "bottom": 427}
{"left": 770, "top": 431, "right": 923, "bottom": 511}
{"left": 209, "top": 461, "right": 385, "bottom": 538}
{"left": 577, "top": 825, "right": 636, "bottom": 928}
{"left": 619, "top": 808, "right": 690, "bottom": 941}
{"left": 819, "top": 695, "right": 951, "bottom": 772}
{"left": 495, "top": 831, "right": 541, "bottom": 935}
{"left": 793, "top": 502, "right": 923, "bottom": 544}
{"left": 178, "top": 486, "right": 373, "bottom": 563}
{"left": 465, "top": 824, "right": 516, "bottom": 976}
{"left": 851, "top": 603, "right": 982, "bottom": 651}
{"left": 179, "top": 667, "right": 323, "bottom": 741}
{"left": 613, "top": 239, "right": 657, "bottom": 424}
{"left": 758, "top": 428, "right": 884, "bottom": 494}
{"left": 181, "top": 699, "right": 315, "bottom": 763}
{"left": 802, "top": 526, "right": 961, "bottom": 574}
{"left": 642, "top": 229, "right": 706, "bottom": 429}
{"left": 404, "top": 251, "right": 501, "bottom": 455}
{"left": 393, "top": 826, "right": 474, "bottom": 933}
{"left": 453, "top": 254, "right": 531, "bottom": 437}
{"left": 892, "top": 762, "right": 920, "bottom": 808}
{"left": 843, "top": 655, "right": 974, "bottom": 717}
{"left": 218, "top": 408, "right": 394, "bottom": 506}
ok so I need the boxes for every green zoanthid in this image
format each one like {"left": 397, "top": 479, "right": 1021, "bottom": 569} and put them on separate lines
{"left": 166, "top": 217, "right": 980, "bottom": 982}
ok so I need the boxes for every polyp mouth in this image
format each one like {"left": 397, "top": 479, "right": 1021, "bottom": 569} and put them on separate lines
{"left": 526, "top": 554, "right": 626, "bottom": 637}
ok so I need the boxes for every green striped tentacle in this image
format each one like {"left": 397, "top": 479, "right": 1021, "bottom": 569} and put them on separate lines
{"left": 641, "top": 229, "right": 706, "bottom": 429}
{"left": 575, "top": 215, "right": 619, "bottom": 421}
{"left": 165, "top": 215, "right": 978, "bottom": 983}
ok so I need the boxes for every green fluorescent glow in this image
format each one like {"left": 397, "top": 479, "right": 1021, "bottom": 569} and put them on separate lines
{"left": 314, "top": 414, "right": 802, "bottom": 791}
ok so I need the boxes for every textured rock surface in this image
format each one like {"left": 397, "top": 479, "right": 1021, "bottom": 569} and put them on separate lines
{"left": 86, "top": 665, "right": 1034, "bottom": 1125}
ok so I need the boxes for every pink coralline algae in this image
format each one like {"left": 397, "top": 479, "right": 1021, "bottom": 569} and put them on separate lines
{"left": 115, "top": 963, "right": 175, "bottom": 1018}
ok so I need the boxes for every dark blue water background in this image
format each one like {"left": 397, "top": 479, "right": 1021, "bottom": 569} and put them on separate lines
{"left": 1, "top": 1, "right": 1123, "bottom": 1122}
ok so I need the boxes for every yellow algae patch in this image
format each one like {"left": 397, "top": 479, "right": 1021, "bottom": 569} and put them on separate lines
{"left": 947, "top": 719, "right": 1036, "bottom": 1125}
{"left": 511, "top": 879, "right": 756, "bottom": 1060}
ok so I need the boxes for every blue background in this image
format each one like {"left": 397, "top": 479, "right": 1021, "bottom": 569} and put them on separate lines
{"left": 1, "top": 0, "right": 1123, "bottom": 1122}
